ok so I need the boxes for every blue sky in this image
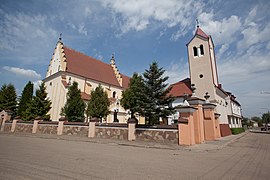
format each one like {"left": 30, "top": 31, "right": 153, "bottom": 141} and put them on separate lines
{"left": 0, "top": 0, "right": 269, "bottom": 118}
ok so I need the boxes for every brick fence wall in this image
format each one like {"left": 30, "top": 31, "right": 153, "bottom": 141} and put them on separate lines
{"left": 2, "top": 121, "right": 177, "bottom": 144}
{"left": 136, "top": 128, "right": 178, "bottom": 144}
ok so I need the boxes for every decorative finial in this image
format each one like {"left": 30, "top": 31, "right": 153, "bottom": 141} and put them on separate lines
{"left": 183, "top": 93, "right": 190, "bottom": 106}
{"left": 191, "top": 84, "right": 196, "bottom": 97}
{"left": 59, "top": 33, "right": 62, "bottom": 41}
{"left": 204, "top": 92, "right": 210, "bottom": 103}
{"left": 110, "top": 53, "right": 115, "bottom": 65}
{"left": 196, "top": 18, "right": 199, "bottom": 28}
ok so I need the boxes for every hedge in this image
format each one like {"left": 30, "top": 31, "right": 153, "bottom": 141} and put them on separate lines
{"left": 230, "top": 128, "right": 245, "bottom": 135}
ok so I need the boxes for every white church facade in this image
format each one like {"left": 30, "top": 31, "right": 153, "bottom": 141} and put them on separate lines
{"left": 43, "top": 39, "right": 133, "bottom": 123}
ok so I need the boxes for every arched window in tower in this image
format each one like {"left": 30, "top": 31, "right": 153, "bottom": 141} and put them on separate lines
{"left": 193, "top": 47, "right": 198, "bottom": 57}
{"left": 112, "top": 91, "right": 116, "bottom": 98}
{"left": 200, "top": 45, "right": 204, "bottom": 55}
{"left": 58, "top": 65, "right": 61, "bottom": 72}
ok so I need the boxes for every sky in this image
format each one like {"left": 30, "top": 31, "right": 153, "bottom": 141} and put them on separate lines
{"left": 0, "top": 0, "right": 269, "bottom": 118}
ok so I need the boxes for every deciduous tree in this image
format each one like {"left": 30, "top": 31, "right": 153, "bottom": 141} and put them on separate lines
{"left": 120, "top": 73, "right": 145, "bottom": 118}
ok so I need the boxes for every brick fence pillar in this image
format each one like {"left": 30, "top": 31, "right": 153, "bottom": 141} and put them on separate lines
{"left": 175, "top": 106, "right": 197, "bottom": 146}
{"left": 128, "top": 118, "right": 137, "bottom": 141}
{"left": 203, "top": 103, "right": 217, "bottom": 141}
{"left": 32, "top": 120, "right": 40, "bottom": 133}
{"left": 88, "top": 118, "right": 98, "bottom": 138}
{"left": 32, "top": 116, "right": 43, "bottom": 134}
{"left": 188, "top": 98, "right": 205, "bottom": 144}
{"left": 0, "top": 110, "right": 12, "bottom": 132}
{"left": 57, "top": 121, "right": 64, "bottom": 135}
{"left": 214, "top": 113, "right": 221, "bottom": 138}
{"left": 11, "top": 120, "right": 19, "bottom": 132}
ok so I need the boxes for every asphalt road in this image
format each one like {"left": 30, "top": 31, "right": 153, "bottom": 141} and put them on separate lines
{"left": 0, "top": 133, "right": 269, "bottom": 180}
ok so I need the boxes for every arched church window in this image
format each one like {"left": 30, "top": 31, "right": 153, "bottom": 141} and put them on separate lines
{"left": 58, "top": 65, "right": 60, "bottom": 72}
{"left": 200, "top": 45, "right": 204, "bottom": 55}
{"left": 113, "top": 91, "right": 116, "bottom": 98}
{"left": 193, "top": 47, "right": 198, "bottom": 57}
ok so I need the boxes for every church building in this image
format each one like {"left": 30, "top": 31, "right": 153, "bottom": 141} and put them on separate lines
{"left": 43, "top": 38, "right": 132, "bottom": 123}
{"left": 168, "top": 25, "right": 242, "bottom": 128}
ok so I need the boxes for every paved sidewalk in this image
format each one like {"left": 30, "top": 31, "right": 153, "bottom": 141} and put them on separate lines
{"left": 0, "top": 130, "right": 249, "bottom": 151}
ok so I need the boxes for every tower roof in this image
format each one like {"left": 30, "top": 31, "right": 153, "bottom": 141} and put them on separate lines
{"left": 195, "top": 27, "right": 209, "bottom": 39}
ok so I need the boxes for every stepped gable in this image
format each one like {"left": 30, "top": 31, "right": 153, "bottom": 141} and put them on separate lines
{"left": 63, "top": 46, "right": 126, "bottom": 88}
{"left": 168, "top": 78, "right": 192, "bottom": 97}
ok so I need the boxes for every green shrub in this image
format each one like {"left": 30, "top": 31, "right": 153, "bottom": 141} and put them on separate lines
{"left": 230, "top": 128, "right": 245, "bottom": 135}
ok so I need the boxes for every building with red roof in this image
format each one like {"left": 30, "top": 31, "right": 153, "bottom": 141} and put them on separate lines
{"left": 168, "top": 26, "right": 242, "bottom": 128}
{"left": 44, "top": 40, "right": 130, "bottom": 122}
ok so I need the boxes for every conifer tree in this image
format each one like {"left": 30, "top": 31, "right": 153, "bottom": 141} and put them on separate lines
{"left": 61, "top": 81, "right": 85, "bottom": 122}
{"left": 142, "top": 61, "right": 175, "bottom": 125}
{"left": 18, "top": 81, "right": 33, "bottom": 117}
{"left": 120, "top": 73, "right": 145, "bottom": 118}
{"left": 0, "top": 83, "right": 17, "bottom": 113}
{"left": 23, "top": 82, "right": 51, "bottom": 121}
{"left": 86, "top": 84, "right": 110, "bottom": 121}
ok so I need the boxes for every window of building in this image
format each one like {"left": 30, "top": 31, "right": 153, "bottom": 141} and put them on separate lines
{"left": 112, "top": 91, "right": 116, "bottom": 98}
{"left": 199, "top": 74, "right": 203, "bottom": 78}
{"left": 68, "top": 77, "right": 71, "bottom": 85}
{"left": 58, "top": 65, "right": 60, "bottom": 72}
{"left": 193, "top": 47, "right": 198, "bottom": 57}
{"left": 200, "top": 45, "right": 204, "bottom": 55}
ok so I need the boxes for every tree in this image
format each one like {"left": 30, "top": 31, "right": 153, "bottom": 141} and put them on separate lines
{"left": 86, "top": 84, "right": 110, "bottom": 121}
{"left": 22, "top": 82, "right": 51, "bottom": 121}
{"left": 141, "top": 61, "right": 175, "bottom": 125}
{"left": 262, "top": 112, "right": 270, "bottom": 124}
{"left": 0, "top": 83, "right": 17, "bottom": 113}
{"left": 18, "top": 81, "right": 33, "bottom": 117}
{"left": 120, "top": 73, "right": 145, "bottom": 118}
{"left": 251, "top": 116, "right": 263, "bottom": 127}
{"left": 61, "top": 81, "right": 85, "bottom": 122}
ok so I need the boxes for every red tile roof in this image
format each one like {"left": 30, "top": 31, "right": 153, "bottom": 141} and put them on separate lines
{"left": 168, "top": 78, "right": 192, "bottom": 97}
{"left": 121, "top": 74, "right": 130, "bottom": 89}
{"left": 61, "top": 80, "right": 69, "bottom": 88}
{"left": 63, "top": 46, "right": 129, "bottom": 88}
{"left": 80, "top": 92, "right": 91, "bottom": 101}
{"left": 195, "top": 27, "right": 209, "bottom": 39}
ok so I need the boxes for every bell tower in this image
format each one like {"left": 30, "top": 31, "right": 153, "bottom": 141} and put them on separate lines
{"left": 187, "top": 25, "right": 219, "bottom": 100}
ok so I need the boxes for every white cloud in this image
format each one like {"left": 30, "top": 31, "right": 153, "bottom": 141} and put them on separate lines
{"left": 102, "top": 0, "right": 204, "bottom": 35}
{"left": 164, "top": 61, "right": 189, "bottom": 84}
{"left": 3, "top": 66, "right": 41, "bottom": 79}
{"left": 237, "top": 23, "right": 270, "bottom": 51}
{"left": 0, "top": 12, "right": 57, "bottom": 52}
{"left": 33, "top": 80, "right": 43, "bottom": 93}
{"left": 198, "top": 13, "right": 242, "bottom": 46}
{"left": 217, "top": 44, "right": 229, "bottom": 58}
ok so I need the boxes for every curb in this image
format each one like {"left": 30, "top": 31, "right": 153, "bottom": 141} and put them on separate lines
{"left": 217, "top": 131, "right": 249, "bottom": 150}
